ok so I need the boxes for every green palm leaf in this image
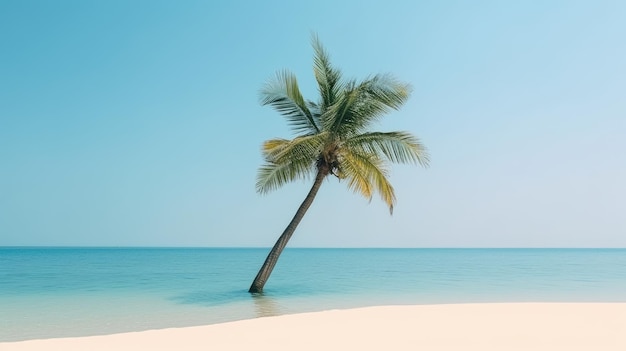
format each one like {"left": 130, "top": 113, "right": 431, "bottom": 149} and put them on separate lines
{"left": 262, "top": 133, "right": 327, "bottom": 164}
{"left": 346, "top": 131, "right": 430, "bottom": 166}
{"left": 324, "top": 75, "right": 411, "bottom": 136}
{"left": 260, "top": 70, "right": 320, "bottom": 134}
{"left": 340, "top": 149, "right": 396, "bottom": 214}
{"left": 311, "top": 34, "right": 343, "bottom": 112}
{"left": 257, "top": 133, "right": 328, "bottom": 194}
{"left": 256, "top": 159, "right": 314, "bottom": 194}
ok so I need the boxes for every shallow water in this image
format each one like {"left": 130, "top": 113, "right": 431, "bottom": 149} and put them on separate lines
{"left": 1, "top": 248, "right": 625, "bottom": 341}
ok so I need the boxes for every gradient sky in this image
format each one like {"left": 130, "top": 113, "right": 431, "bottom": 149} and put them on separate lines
{"left": 1, "top": 0, "right": 624, "bottom": 247}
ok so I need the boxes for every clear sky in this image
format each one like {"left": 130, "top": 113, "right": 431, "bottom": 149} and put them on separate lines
{"left": 1, "top": 0, "right": 624, "bottom": 247}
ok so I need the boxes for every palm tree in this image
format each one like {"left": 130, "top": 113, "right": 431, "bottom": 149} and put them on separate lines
{"left": 249, "top": 36, "right": 429, "bottom": 293}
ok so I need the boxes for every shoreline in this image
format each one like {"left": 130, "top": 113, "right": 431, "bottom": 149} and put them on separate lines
{"left": 3, "top": 303, "right": 626, "bottom": 350}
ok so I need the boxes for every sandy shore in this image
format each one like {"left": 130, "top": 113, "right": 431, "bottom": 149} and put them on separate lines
{"left": 2, "top": 303, "right": 625, "bottom": 351}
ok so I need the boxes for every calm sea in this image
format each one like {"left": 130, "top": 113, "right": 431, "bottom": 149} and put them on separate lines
{"left": 1, "top": 248, "right": 625, "bottom": 342}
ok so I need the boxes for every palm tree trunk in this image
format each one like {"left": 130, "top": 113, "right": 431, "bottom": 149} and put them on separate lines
{"left": 249, "top": 168, "right": 327, "bottom": 293}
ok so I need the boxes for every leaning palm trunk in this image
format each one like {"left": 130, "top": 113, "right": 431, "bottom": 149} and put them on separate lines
{"left": 249, "top": 168, "right": 328, "bottom": 293}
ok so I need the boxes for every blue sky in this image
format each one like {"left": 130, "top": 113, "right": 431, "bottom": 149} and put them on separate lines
{"left": 1, "top": 0, "right": 624, "bottom": 247}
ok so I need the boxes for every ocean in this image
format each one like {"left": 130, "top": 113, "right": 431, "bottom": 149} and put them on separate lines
{"left": 1, "top": 248, "right": 625, "bottom": 342}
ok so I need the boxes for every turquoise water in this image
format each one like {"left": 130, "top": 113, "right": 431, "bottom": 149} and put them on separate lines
{"left": 1, "top": 248, "right": 626, "bottom": 342}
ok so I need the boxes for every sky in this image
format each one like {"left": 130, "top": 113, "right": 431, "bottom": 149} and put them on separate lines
{"left": 1, "top": 0, "right": 624, "bottom": 247}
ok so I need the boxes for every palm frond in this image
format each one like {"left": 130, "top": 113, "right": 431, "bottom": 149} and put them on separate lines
{"left": 340, "top": 150, "right": 396, "bottom": 214}
{"left": 262, "top": 133, "right": 326, "bottom": 164}
{"left": 345, "top": 131, "right": 430, "bottom": 166}
{"left": 262, "top": 138, "right": 291, "bottom": 159}
{"left": 257, "top": 134, "right": 327, "bottom": 194}
{"left": 319, "top": 80, "right": 356, "bottom": 134}
{"left": 311, "top": 33, "right": 343, "bottom": 113}
{"left": 326, "top": 74, "right": 411, "bottom": 136}
{"left": 260, "top": 70, "right": 320, "bottom": 134}
{"left": 256, "top": 159, "right": 316, "bottom": 194}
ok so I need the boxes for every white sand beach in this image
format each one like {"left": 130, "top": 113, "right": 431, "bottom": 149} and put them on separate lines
{"left": 3, "top": 303, "right": 625, "bottom": 351}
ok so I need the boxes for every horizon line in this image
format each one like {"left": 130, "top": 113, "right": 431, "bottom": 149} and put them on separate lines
{"left": 1, "top": 246, "right": 624, "bottom": 250}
